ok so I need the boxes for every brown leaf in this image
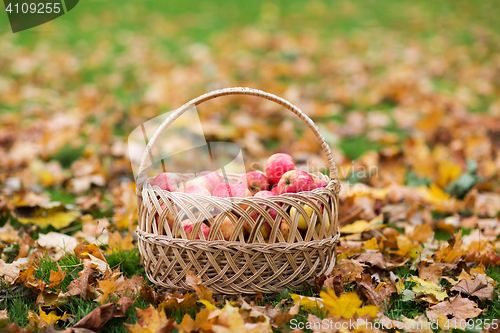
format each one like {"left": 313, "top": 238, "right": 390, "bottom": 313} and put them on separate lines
{"left": 332, "top": 259, "right": 365, "bottom": 282}
{"left": 185, "top": 270, "right": 214, "bottom": 304}
{"left": 324, "top": 275, "right": 344, "bottom": 297}
{"left": 356, "top": 273, "right": 393, "bottom": 309}
{"left": 419, "top": 263, "right": 444, "bottom": 284}
{"left": 451, "top": 273, "right": 494, "bottom": 302}
{"left": 47, "top": 265, "right": 67, "bottom": 289}
{"left": 74, "top": 297, "right": 133, "bottom": 332}
{"left": 67, "top": 266, "right": 94, "bottom": 299}
{"left": 313, "top": 274, "right": 327, "bottom": 294}
{"left": 158, "top": 292, "right": 198, "bottom": 315}
{"left": 125, "top": 305, "right": 174, "bottom": 333}
{"left": 426, "top": 295, "right": 483, "bottom": 322}
{"left": 254, "top": 290, "right": 264, "bottom": 305}
{"left": 114, "top": 275, "right": 143, "bottom": 296}
{"left": 353, "top": 252, "right": 388, "bottom": 269}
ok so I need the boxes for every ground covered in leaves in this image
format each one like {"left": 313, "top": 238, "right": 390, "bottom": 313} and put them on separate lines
{"left": 1, "top": 0, "right": 500, "bottom": 332}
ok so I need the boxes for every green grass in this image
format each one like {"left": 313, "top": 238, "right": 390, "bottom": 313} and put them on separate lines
{"left": 477, "top": 266, "right": 500, "bottom": 322}
{"left": 49, "top": 144, "right": 85, "bottom": 169}
{"left": 105, "top": 248, "right": 146, "bottom": 280}
{"left": 34, "top": 253, "right": 83, "bottom": 292}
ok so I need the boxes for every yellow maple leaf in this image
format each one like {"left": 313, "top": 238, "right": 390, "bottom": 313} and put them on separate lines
{"left": 409, "top": 276, "right": 448, "bottom": 301}
{"left": 340, "top": 215, "right": 385, "bottom": 234}
{"left": 125, "top": 305, "right": 170, "bottom": 333}
{"left": 96, "top": 279, "right": 116, "bottom": 304}
{"left": 291, "top": 294, "right": 325, "bottom": 313}
{"left": 13, "top": 202, "right": 80, "bottom": 229}
{"left": 434, "top": 230, "right": 466, "bottom": 263}
{"left": 437, "top": 160, "right": 461, "bottom": 188}
{"left": 39, "top": 308, "right": 71, "bottom": 326}
{"left": 211, "top": 303, "right": 271, "bottom": 333}
{"left": 107, "top": 232, "right": 135, "bottom": 253}
{"left": 414, "top": 183, "right": 450, "bottom": 207}
{"left": 363, "top": 237, "right": 380, "bottom": 251}
{"left": 320, "top": 290, "right": 378, "bottom": 319}
{"left": 47, "top": 265, "right": 67, "bottom": 288}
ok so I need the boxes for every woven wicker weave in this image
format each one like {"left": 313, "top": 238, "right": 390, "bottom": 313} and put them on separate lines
{"left": 136, "top": 87, "right": 341, "bottom": 294}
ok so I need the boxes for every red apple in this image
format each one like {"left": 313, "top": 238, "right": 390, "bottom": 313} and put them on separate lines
{"left": 219, "top": 216, "right": 234, "bottom": 240}
{"left": 313, "top": 177, "right": 327, "bottom": 189}
{"left": 271, "top": 186, "right": 279, "bottom": 195}
{"left": 214, "top": 183, "right": 252, "bottom": 211}
{"left": 244, "top": 191, "right": 276, "bottom": 238}
{"left": 152, "top": 172, "right": 184, "bottom": 192}
{"left": 184, "top": 171, "right": 222, "bottom": 194}
{"left": 266, "top": 153, "right": 295, "bottom": 185}
{"left": 238, "top": 171, "right": 269, "bottom": 195}
{"left": 280, "top": 219, "right": 291, "bottom": 241}
{"left": 213, "top": 183, "right": 252, "bottom": 198}
{"left": 276, "top": 170, "right": 315, "bottom": 194}
{"left": 177, "top": 220, "right": 210, "bottom": 239}
{"left": 155, "top": 202, "right": 176, "bottom": 232}
{"left": 183, "top": 185, "right": 211, "bottom": 196}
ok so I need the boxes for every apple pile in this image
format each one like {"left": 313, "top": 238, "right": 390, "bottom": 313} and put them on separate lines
{"left": 151, "top": 153, "right": 329, "bottom": 242}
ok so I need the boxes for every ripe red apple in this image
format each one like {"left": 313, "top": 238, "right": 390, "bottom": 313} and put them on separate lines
{"left": 276, "top": 170, "right": 315, "bottom": 194}
{"left": 313, "top": 177, "right": 328, "bottom": 189}
{"left": 279, "top": 219, "right": 291, "bottom": 241}
{"left": 266, "top": 153, "right": 295, "bottom": 185}
{"left": 238, "top": 171, "right": 269, "bottom": 195}
{"left": 177, "top": 220, "right": 210, "bottom": 239}
{"left": 213, "top": 183, "right": 252, "bottom": 198}
{"left": 244, "top": 191, "right": 276, "bottom": 238}
{"left": 271, "top": 186, "right": 279, "bottom": 195}
{"left": 152, "top": 172, "right": 184, "bottom": 192}
{"left": 155, "top": 202, "right": 176, "bottom": 232}
{"left": 183, "top": 185, "right": 211, "bottom": 196}
{"left": 219, "top": 216, "right": 234, "bottom": 240}
{"left": 184, "top": 171, "right": 222, "bottom": 194}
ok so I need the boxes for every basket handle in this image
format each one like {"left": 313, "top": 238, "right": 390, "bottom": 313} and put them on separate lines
{"left": 137, "top": 87, "right": 339, "bottom": 185}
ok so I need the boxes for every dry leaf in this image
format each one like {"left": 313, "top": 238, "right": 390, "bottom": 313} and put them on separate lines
{"left": 426, "top": 295, "right": 483, "bottom": 322}
{"left": 320, "top": 289, "right": 378, "bottom": 319}
{"left": 125, "top": 305, "right": 173, "bottom": 333}
{"left": 13, "top": 202, "right": 80, "bottom": 229}
{"left": 451, "top": 273, "right": 494, "bottom": 302}
{"left": 185, "top": 270, "right": 214, "bottom": 304}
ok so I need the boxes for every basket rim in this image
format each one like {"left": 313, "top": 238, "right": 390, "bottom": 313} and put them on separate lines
{"left": 136, "top": 174, "right": 341, "bottom": 198}
{"left": 136, "top": 227, "right": 340, "bottom": 248}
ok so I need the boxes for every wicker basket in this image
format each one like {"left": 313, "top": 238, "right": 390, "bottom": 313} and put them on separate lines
{"left": 135, "top": 87, "right": 341, "bottom": 295}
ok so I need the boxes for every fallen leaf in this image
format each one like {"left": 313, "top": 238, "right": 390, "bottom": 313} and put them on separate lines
{"left": 0, "top": 223, "right": 19, "bottom": 243}
{"left": 451, "top": 273, "right": 494, "bottom": 302}
{"left": 323, "top": 275, "right": 343, "bottom": 297}
{"left": 426, "top": 295, "right": 483, "bottom": 322}
{"left": 419, "top": 263, "right": 444, "bottom": 284}
{"left": 67, "top": 266, "right": 94, "bottom": 299}
{"left": 291, "top": 294, "right": 325, "bottom": 313}
{"left": 75, "top": 297, "right": 134, "bottom": 332}
{"left": 410, "top": 276, "right": 448, "bottom": 302}
{"left": 95, "top": 279, "right": 116, "bottom": 304}
{"left": 107, "top": 232, "right": 135, "bottom": 253}
{"left": 0, "top": 259, "right": 22, "bottom": 284}
{"left": 332, "top": 259, "right": 365, "bottom": 282}
{"left": 339, "top": 216, "right": 385, "bottom": 234}
{"left": 47, "top": 265, "right": 67, "bottom": 288}
{"left": 39, "top": 307, "right": 71, "bottom": 326}
{"left": 13, "top": 202, "right": 80, "bottom": 229}
{"left": 356, "top": 273, "right": 394, "bottom": 309}
{"left": 125, "top": 305, "right": 174, "bottom": 333}
{"left": 185, "top": 270, "right": 214, "bottom": 304}
{"left": 320, "top": 289, "right": 378, "bottom": 319}
{"left": 353, "top": 252, "right": 388, "bottom": 269}
{"left": 37, "top": 232, "right": 78, "bottom": 260}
